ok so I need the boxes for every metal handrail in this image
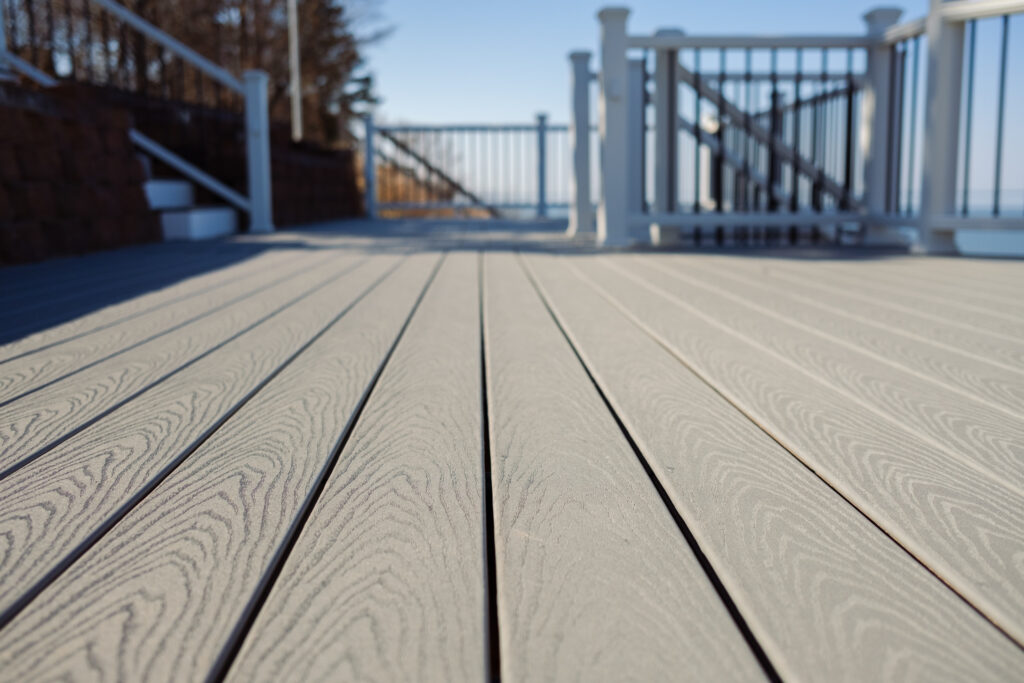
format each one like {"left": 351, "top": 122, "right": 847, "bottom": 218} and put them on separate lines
{"left": 89, "top": 0, "right": 244, "bottom": 93}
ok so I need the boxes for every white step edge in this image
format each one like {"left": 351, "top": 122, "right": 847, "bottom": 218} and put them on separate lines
{"left": 160, "top": 206, "right": 237, "bottom": 241}
{"left": 144, "top": 179, "right": 195, "bottom": 210}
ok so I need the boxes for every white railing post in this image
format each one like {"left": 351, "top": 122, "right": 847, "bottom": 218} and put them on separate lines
{"left": 597, "top": 7, "right": 631, "bottom": 246}
{"left": 627, "top": 57, "right": 645, "bottom": 239}
{"left": 568, "top": 51, "right": 593, "bottom": 236}
{"left": 860, "top": 8, "right": 904, "bottom": 245}
{"left": 243, "top": 70, "right": 275, "bottom": 233}
{"left": 918, "top": 0, "right": 965, "bottom": 254}
{"left": 537, "top": 112, "right": 548, "bottom": 218}
{"left": 363, "top": 114, "right": 377, "bottom": 219}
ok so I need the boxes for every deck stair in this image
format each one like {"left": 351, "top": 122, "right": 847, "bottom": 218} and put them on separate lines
{"left": 142, "top": 177, "right": 238, "bottom": 241}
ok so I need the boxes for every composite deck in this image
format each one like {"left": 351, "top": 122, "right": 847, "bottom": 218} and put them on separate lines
{"left": 1, "top": 220, "right": 1023, "bottom": 681}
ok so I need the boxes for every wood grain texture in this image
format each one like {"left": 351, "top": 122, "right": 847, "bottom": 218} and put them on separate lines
{"left": 572, "top": 256, "right": 1024, "bottom": 647}
{"left": 618, "top": 255, "right": 1024, "bottom": 491}
{"left": 227, "top": 252, "right": 484, "bottom": 683}
{"left": 716, "top": 257, "right": 1024, "bottom": 371}
{"left": 0, "top": 254, "right": 440, "bottom": 682}
{"left": 525, "top": 252, "right": 1024, "bottom": 681}
{"left": 0, "top": 255, "right": 401, "bottom": 617}
{"left": 671, "top": 255, "right": 1024, "bottom": 415}
{"left": 0, "top": 252, "right": 362, "bottom": 469}
{"left": 0, "top": 249, "right": 318, "bottom": 402}
{"left": 483, "top": 252, "right": 763, "bottom": 682}
{"left": 814, "top": 260, "right": 1024, "bottom": 319}
{"left": 753, "top": 257, "right": 1024, "bottom": 346}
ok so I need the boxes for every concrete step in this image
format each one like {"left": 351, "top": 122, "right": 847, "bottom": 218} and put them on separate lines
{"left": 160, "top": 206, "right": 237, "bottom": 241}
{"left": 144, "top": 179, "right": 195, "bottom": 210}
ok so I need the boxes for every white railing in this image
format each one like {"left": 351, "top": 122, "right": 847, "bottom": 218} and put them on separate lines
{"left": 363, "top": 115, "right": 581, "bottom": 220}
{"left": 581, "top": 1, "right": 1024, "bottom": 252}
{"left": 0, "top": 0, "right": 274, "bottom": 233}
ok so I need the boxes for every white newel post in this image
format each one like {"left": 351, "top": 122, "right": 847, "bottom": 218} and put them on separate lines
{"left": 537, "top": 113, "right": 548, "bottom": 218}
{"left": 918, "top": 0, "right": 964, "bottom": 254}
{"left": 627, "top": 58, "right": 646, "bottom": 239}
{"left": 568, "top": 51, "right": 593, "bottom": 236}
{"left": 243, "top": 70, "right": 275, "bottom": 233}
{"left": 860, "top": 8, "right": 903, "bottom": 245}
{"left": 363, "top": 114, "right": 377, "bottom": 219}
{"left": 597, "top": 7, "right": 631, "bottom": 246}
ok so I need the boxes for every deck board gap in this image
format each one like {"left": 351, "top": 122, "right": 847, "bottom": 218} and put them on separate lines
{"left": 478, "top": 251, "right": 503, "bottom": 683}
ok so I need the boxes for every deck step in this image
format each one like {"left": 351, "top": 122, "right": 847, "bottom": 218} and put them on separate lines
{"left": 160, "top": 206, "right": 237, "bottom": 241}
{"left": 144, "top": 179, "right": 195, "bottom": 210}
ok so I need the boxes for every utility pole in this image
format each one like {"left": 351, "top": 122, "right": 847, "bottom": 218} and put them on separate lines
{"left": 288, "top": 0, "right": 303, "bottom": 141}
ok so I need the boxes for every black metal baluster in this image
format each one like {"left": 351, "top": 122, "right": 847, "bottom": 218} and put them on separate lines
{"left": 715, "top": 48, "right": 726, "bottom": 244}
{"left": 27, "top": 0, "right": 39, "bottom": 66}
{"left": 64, "top": 0, "right": 74, "bottom": 77}
{"left": 993, "top": 14, "right": 1009, "bottom": 216}
{"left": 767, "top": 47, "right": 779, "bottom": 247}
{"left": 842, "top": 48, "right": 855, "bottom": 211}
{"left": 83, "top": 0, "right": 94, "bottom": 80}
{"left": 790, "top": 48, "right": 802, "bottom": 243}
{"left": 694, "top": 49, "right": 702, "bottom": 222}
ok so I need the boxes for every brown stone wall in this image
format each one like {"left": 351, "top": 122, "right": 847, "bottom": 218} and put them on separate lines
{"left": 0, "top": 83, "right": 160, "bottom": 265}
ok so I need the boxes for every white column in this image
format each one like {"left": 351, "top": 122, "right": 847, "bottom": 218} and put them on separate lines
{"left": 860, "top": 8, "right": 903, "bottom": 245}
{"left": 627, "top": 57, "right": 646, "bottom": 240}
{"left": 537, "top": 112, "right": 548, "bottom": 218}
{"left": 567, "top": 51, "right": 593, "bottom": 236}
{"left": 363, "top": 114, "right": 377, "bottom": 219}
{"left": 597, "top": 7, "right": 631, "bottom": 246}
{"left": 244, "top": 70, "right": 275, "bottom": 233}
{"left": 918, "top": 0, "right": 964, "bottom": 254}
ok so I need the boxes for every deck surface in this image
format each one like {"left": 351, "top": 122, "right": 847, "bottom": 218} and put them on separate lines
{"left": 1, "top": 220, "right": 1023, "bottom": 681}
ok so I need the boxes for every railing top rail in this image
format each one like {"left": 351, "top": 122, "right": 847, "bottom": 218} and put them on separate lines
{"left": 90, "top": 0, "right": 244, "bottom": 93}
{"left": 941, "top": 0, "right": 1024, "bottom": 22}
{"left": 377, "top": 124, "right": 567, "bottom": 132}
{"left": 2, "top": 51, "right": 60, "bottom": 87}
{"left": 627, "top": 34, "right": 876, "bottom": 50}
{"left": 882, "top": 17, "right": 926, "bottom": 44}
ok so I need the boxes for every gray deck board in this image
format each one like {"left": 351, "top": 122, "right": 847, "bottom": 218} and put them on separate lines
{"left": 483, "top": 252, "right": 762, "bottom": 682}
{"left": 575, "top": 256, "right": 1024, "bottom": 646}
{"left": 0, "top": 222, "right": 1022, "bottom": 681}
{"left": 525, "top": 251, "right": 1024, "bottom": 681}
{"left": 0, "top": 252, "right": 363, "bottom": 468}
{"left": 0, "top": 254, "right": 439, "bottom": 681}
{"left": 227, "top": 252, "right": 485, "bottom": 683}
{"left": 671, "top": 255, "right": 1024, "bottom": 413}
{"left": 0, "top": 255, "right": 399, "bottom": 618}
{"left": 0, "top": 249, "right": 313, "bottom": 401}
